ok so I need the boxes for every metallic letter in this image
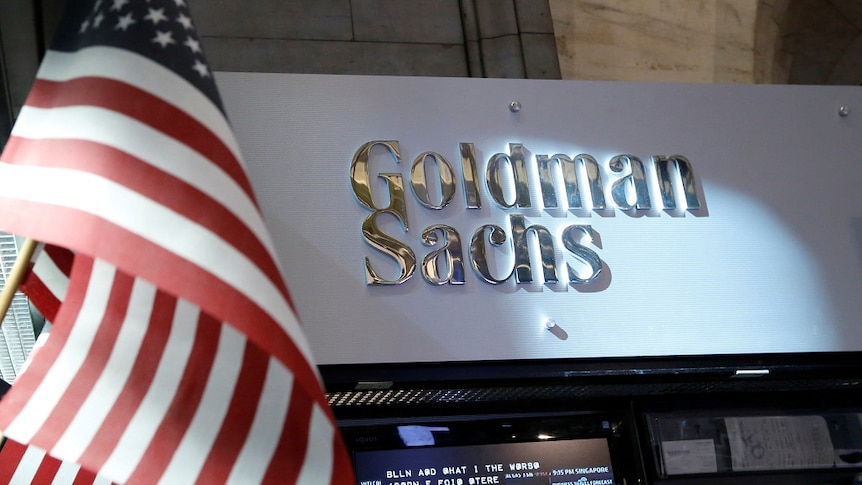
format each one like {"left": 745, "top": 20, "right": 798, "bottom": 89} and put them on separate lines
{"left": 421, "top": 225, "right": 465, "bottom": 285}
{"left": 536, "top": 153, "right": 606, "bottom": 210}
{"left": 609, "top": 154, "right": 651, "bottom": 211}
{"left": 350, "top": 141, "right": 414, "bottom": 284}
{"left": 653, "top": 155, "right": 701, "bottom": 210}
{"left": 460, "top": 142, "right": 482, "bottom": 209}
{"left": 486, "top": 143, "right": 531, "bottom": 209}
{"left": 361, "top": 211, "right": 416, "bottom": 285}
{"left": 470, "top": 225, "right": 513, "bottom": 285}
{"left": 561, "top": 225, "right": 603, "bottom": 284}
{"left": 509, "top": 214, "right": 558, "bottom": 284}
{"left": 410, "top": 151, "right": 456, "bottom": 210}
{"left": 350, "top": 140, "right": 409, "bottom": 226}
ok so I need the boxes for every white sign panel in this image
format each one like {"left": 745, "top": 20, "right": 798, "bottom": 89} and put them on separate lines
{"left": 216, "top": 73, "right": 862, "bottom": 365}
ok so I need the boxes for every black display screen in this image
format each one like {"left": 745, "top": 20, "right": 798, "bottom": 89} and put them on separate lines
{"left": 354, "top": 437, "right": 616, "bottom": 485}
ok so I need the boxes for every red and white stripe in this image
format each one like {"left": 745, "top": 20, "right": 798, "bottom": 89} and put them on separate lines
{"left": 0, "top": 44, "right": 352, "bottom": 483}
{"left": 0, "top": 439, "right": 114, "bottom": 485}
{"left": 19, "top": 244, "right": 73, "bottom": 323}
{"left": 3, "top": 255, "right": 345, "bottom": 483}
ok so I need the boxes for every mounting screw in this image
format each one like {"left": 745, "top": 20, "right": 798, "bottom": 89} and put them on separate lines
{"left": 839, "top": 106, "right": 850, "bottom": 117}
{"left": 509, "top": 101, "right": 522, "bottom": 113}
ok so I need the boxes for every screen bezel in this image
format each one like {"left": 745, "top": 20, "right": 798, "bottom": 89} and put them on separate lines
{"left": 340, "top": 411, "right": 642, "bottom": 484}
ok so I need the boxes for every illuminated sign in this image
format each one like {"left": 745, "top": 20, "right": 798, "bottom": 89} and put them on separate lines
{"left": 350, "top": 140, "right": 703, "bottom": 287}
{"left": 216, "top": 72, "right": 862, "bottom": 365}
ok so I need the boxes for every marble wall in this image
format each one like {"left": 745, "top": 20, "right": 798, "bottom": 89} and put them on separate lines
{"left": 2, "top": 0, "right": 860, "bottom": 123}
{"left": 549, "top": 0, "right": 862, "bottom": 85}
{"left": 175, "top": 0, "right": 562, "bottom": 79}
{"left": 752, "top": 0, "right": 793, "bottom": 84}
{"left": 550, "top": 0, "right": 761, "bottom": 83}
{"left": 0, "top": 0, "right": 562, "bottom": 119}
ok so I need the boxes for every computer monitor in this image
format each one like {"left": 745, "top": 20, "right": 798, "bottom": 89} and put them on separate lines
{"left": 343, "top": 412, "right": 632, "bottom": 485}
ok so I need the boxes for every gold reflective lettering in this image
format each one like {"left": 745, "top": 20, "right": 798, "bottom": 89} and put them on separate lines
{"left": 535, "top": 154, "right": 561, "bottom": 208}
{"left": 561, "top": 225, "right": 603, "bottom": 284}
{"left": 609, "top": 154, "right": 651, "bottom": 210}
{"left": 421, "top": 224, "right": 465, "bottom": 285}
{"left": 536, "top": 153, "right": 606, "bottom": 210}
{"left": 410, "top": 151, "right": 456, "bottom": 210}
{"left": 653, "top": 155, "right": 701, "bottom": 210}
{"left": 351, "top": 141, "right": 414, "bottom": 285}
{"left": 459, "top": 142, "right": 482, "bottom": 209}
{"left": 350, "top": 140, "right": 409, "bottom": 225}
{"left": 470, "top": 225, "right": 513, "bottom": 285}
{"left": 361, "top": 211, "right": 416, "bottom": 285}
{"left": 486, "top": 143, "right": 531, "bottom": 209}
{"left": 509, "top": 214, "right": 558, "bottom": 283}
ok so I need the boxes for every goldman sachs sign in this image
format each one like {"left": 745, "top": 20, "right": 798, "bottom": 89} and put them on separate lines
{"left": 350, "top": 140, "right": 702, "bottom": 287}
{"left": 218, "top": 73, "right": 862, "bottom": 365}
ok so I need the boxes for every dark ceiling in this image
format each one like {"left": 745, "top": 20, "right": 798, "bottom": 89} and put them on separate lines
{"left": 784, "top": 0, "right": 862, "bottom": 84}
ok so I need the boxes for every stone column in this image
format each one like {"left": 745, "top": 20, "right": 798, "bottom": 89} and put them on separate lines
{"left": 549, "top": 0, "right": 761, "bottom": 83}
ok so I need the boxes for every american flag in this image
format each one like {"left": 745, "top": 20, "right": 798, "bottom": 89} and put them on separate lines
{"left": 0, "top": 0, "right": 354, "bottom": 483}
{"left": 18, "top": 244, "right": 73, "bottom": 324}
{"left": 0, "top": 438, "right": 114, "bottom": 484}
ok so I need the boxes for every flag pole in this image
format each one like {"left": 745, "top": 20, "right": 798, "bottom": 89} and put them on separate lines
{"left": 0, "top": 238, "right": 38, "bottom": 322}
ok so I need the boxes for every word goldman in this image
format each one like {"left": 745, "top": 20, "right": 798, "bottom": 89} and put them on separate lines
{"left": 350, "top": 141, "right": 703, "bottom": 286}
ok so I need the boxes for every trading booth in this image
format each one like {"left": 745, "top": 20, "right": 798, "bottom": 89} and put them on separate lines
{"left": 216, "top": 73, "right": 862, "bottom": 485}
